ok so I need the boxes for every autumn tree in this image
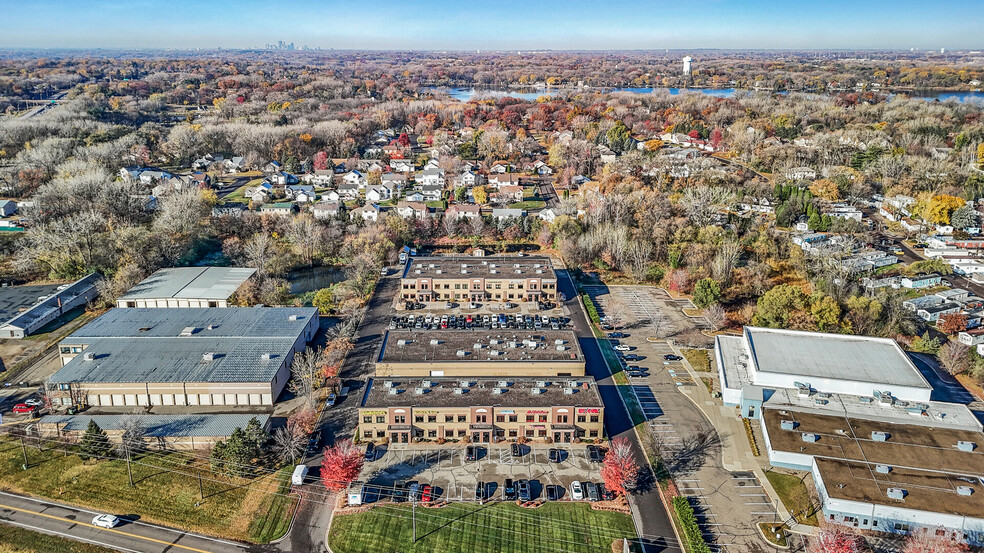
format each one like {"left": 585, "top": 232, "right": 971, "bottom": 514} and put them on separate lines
{"left": 937, "top": 313, "right": 968, "bottom": 335}
{"left": 809, "top": 179, "right": 841, "bottom": 201}
{"left": 600, "top": 437, "right": 639, "bottom": 497}
{"left": 927, "top": 195, "right": 966, "bottom": 225}
{"left": 753, "top": 284, "right": 806, "bottom": 328}
{"left": 806, "top": 526, "right": 867, "bottom": 553}
{"left": 901, "top": 531, "right": 969, "bottom": 553}
{"left": 312, "top": 151, "right": 329, "bottom": 171}
{"left": 810, "top": 294, "right": 842, "bottom": 331}
{"left": 938, "top": 341, "right": 970, "bottom": 376}
{"left": 321, "top": 439, "right": 364, "bottom": 492}
{"left": 472, "top": 185, "right": 488, "bottom": 205}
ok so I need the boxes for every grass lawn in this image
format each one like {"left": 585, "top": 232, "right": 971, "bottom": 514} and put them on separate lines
{"left": 0, "top": 439, "right": 295, "bottom": 543}
{"left": 222, "top": 178, "right": 265, "bottom": 204}
{"left": 681, "top": 349, "right": 710, "bottom": 372}
{"left": 764, "top": 471, "right": 819, "bottom": 526}
{"left": 508, "top": 200, "right": 546, "bottom": 210}
{"left": 0, "top": 524, "right": 117, "bottom": 553}
{"left": 328, "top": 502, "right": 635, "bottom": 553}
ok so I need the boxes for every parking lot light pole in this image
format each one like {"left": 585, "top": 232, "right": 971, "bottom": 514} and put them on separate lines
{"left": 412, "top": 495, "right": 417, "bottom": 543}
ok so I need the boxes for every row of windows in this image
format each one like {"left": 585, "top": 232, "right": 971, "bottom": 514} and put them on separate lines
{"left": 59, "top": 346, "right": 84, "bottom": 354}
{"left": 363, "top": 429, "right": 601, "bottom": 439}
{"left": 402, "top": 282, "right": 556, "bottom": 291}
{"left": 364, "top": 414, "right": 599, "bottom": 424}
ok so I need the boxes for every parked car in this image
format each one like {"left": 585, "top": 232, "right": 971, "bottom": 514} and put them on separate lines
{"left": 570, "top": 480, "right": 584, "bottom": 500}
{"left": 23, "top": 398, "right": 43, "bottom": 407}
{"left": 546, "top": 485, "right": 559, "bottom": 501}
{"left": 11, "top": 403, "right": 36, "bottom": 415}
{"left": 326, "top": 393, "right": 337, "bottom": 407}
{"left": 466, "top": 445, "right": 477, "bottom": 461}
{"left": 364, "top": 442, "right": 375, "bottom": 461}
{"left": 475, "top": 481, "right": 486, "bottom": 501}
{"left": 613, "top": 344, "right": 631, "bottom": 351}
{"left": 504, "top": 478, "right": 516, "bottom": 500}
{"left": 624, "top": 353, "right": 640, "bottom": 361}
{"left": 598, "top": 482, "right": 613, "bottom": 501}
{"left": 587, "top": 446, "right": 603, "bottom": 463}
{"left": 627, "top": 371, "right": 649, "bottom": 378}
{"left": 306, "top": 435, "right": 320, "bottom": 455}
{"left": 663, "top": 354, "right": 682, "bottom": 361}
{"left": 548, "top": 448, "right": 560, "bottom": 463}
{"left": 91, "top": 514, "right": 120, "bottom": 529}
{"left": 586, "top": 482, "right": 601, "bottom": 502}
{"left": 421, "top": 484, "right": 433, "bottom": 503}
{"left": 392, "top": 481, "right": 407, "bottom": 502}
{"left": 608, "top": 332, "right": 626, "bottom": 338}
{"left": 511, "top": 443, "right": 522, "bottom": 457}
{"left": 517, "top": 479, "right": 531, "bottom": 501}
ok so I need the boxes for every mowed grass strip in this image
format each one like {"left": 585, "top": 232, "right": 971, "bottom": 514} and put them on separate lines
{"left": 328, "top": 502, "right": 635, "bottom": 553}
{"left": 0, "top": 523, "right": 118, "bottom": 553}
{"left": 0, "top": 439, "right": 293, "bottom": 543}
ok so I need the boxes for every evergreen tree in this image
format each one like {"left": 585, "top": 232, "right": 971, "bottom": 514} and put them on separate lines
{"left": 79, "top": 420, "right": 111, "bottom": 461}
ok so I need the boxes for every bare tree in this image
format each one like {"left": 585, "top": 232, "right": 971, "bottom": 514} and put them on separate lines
{"left": 711, "top": 241, "right": 740, "bottom": 285}
{"left": 606, "top": 298, "right": 629, "bottom": 331}
{"left": 938, "top": 342, "right": 970, "bottom": 376}
{"left": 272, "top": 426, "right": 306, "bottom": 466}
{"left": 702, "top": 304, "right": 727, "bottom": 331}
{"left": 289, "top": 347, "right": 326, "bottom": 408}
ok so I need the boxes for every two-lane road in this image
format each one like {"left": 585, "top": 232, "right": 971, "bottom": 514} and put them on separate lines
{"left": 0, "top": 492, "right": 264, "bottom": 553}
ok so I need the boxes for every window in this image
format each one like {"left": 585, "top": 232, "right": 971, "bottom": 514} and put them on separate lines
{"left": 577, "top": 415, "right": 586, "bottom": 423}
{"left": 445, "top": 430, "right": 454, "bottom": 438}
{"left": 363, "top": 416, "right": 372, "bottom": 423}
{"left": 589, "top": 430, "right": 598, "bottom": 437}
{"left": 394, "top": 416, "right": 406, "bottom": 424}
{"left": 496, "top": 415, "right": 505, "bottom": 423}
{"left": 376, "top": 416, "right": 385, "bottom": 423}
{"left": 60, "top": 346, "right": 71, "bottom": 354}
{"left": 376, "top": 430, "right": 385, "bottom": 438}
{"left": 557, "top": 415, "right": 568, "bottom": 423}
{"left": 476, "top": 415, "right": 487, "bottom": 423}
{"left": 894, "top": 523, "right": 910, "bottom": 532}
{"left": 590, "top": 415, "right": 599, "bottom": 423}
{"left": 509, "top": 415, "right": 517, "bottom": 423}
{"left": 508, "top": 284, "right": 514, "bottom": 289}
{"left": 427, "top": 415, "right": 437, "bottom": 423}
{"left": 363, "top": 430, "right": 372, "bottom": 438}
{"left": 525, "top": 429, "right": 534, "bottom": 437}
{"left": 457, "top": 415, "right": 467, "bottom": 423}
{"left": 428, "top": 430, "right": 437, "bottom": 438}
{"left": 508, "top": 429, "right": 517, "bottom": 437}
{"left": 495, "top": 284, "right": 501, "bottom": 289}
{"left": 457, "top": 430, "right": 466, "bottom": 437}
{"left": 208, "top": 301, "right": 218, "bottom": 308}
{"left": 538, "top": 415, "right": 547, "bottom": 422}
{"left": 537, "top": 429, "right": 546, "bottom": 437}
{"left": 445, "top": 415, "right": 454, "bottom": 423}
{"left": 415, "top": 415, "right": 424, "bottom": 423}
{"left": 526, "top": 414, "right": 535, "bottom": 422}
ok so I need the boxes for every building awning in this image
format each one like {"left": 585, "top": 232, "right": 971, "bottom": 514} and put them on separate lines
{"left": 469, "top": 424, "right": 493, "bottom": 430}
{"left": 387, "top": 424, "right": 411, "bottom": 431}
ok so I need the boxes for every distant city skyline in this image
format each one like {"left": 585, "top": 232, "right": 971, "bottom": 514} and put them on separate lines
{"left": 0, "top": 0, "right": 981, "bottom": 51}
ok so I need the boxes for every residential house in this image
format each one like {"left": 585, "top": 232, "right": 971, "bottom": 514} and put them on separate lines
{"left": 597, "top": 145, "right": 617, "bottom": 164}
{"left": 497, "top": 185, "right": 524, "bottom": 203}
{"left": 457, "top": 170, "right": 483, "bottom": 188}
{"left": 192, "top": 154, "right": 222, "bottom": 170}
{"left": 321, "top": 190, "right": 341, "bottom": 203}
{"left": 342, "top": 170, "right": 368, "bottom": 189}
{"left": 223, "top": 157, "right": 246, "bottom": 173}
{"left": 957, "top": 328, "right": 984, "bottom": 347}
{"left": 358, "top": 160, "right": 386, "bottom": 173}
{"left": 390, "top": 158, "right": 415, "bottom": 172}
{"left": 396, "top": 202, "right": 435, "bottom": 220}
{"left": 212, "top": 202, "right": 247, "bottom": 217}
{"left": 0, "top": 199, "right": 17, "bottom": 218}
{"left": 381, "top": 144, "right": 401, "bottom": 158}
{"left": 900, "top": 218, "right": 924, "bottom": 232}
{"left": 785, "top": 167, "right": 817, "bottom": 181}
{"left": 419, "top": 184, "right": 444, "bottom": 202}
{"left": 532, "top": 160, "right": 553, "bottom": 175}
{"left": 351, "top": 203, "right": 382, "bottom": 223}
{"left": 285, "top": 185, "right": 316, "bottom": 203}
{"left": 270, "top": 171, "right": 299, "bottom": 186}
{"left": 490, "top": 161, "right": 511, "bottom": 173}
{"left": 903, "top": 294, "right": 945, "bottom": 312}
{"left": 916, "top": 302, "right": 961, "bottom": 322}
{"left": 263, "top": 161, "right": 282, "bottom": 174}
{"left": 380, "top": 173, "right": 408, "bottom": 193}
{"left": 304, "top": 169, "right": 335, "bottom": 186}
{"left": 366, "top": 184, "right": 394, "bottom": 203}
{"left": 406, "top": 191, "right": 425, "bottom": 202}
{"left": 424, "top": 159, "right": 441, "bottom": 170}
{"left": 243, "top": 182, "right": 274, "bottom": 201}
{"left": 488, "top": 173, "right": 521, "bottom": 188}
{"left": 312, "top": 202, "right": 341, "bottom": 220}
{"left": 492, "top": 208, "right": 526, "bottom": 221}
{"left": 446, "top": 204, "right": 481, "bottom": 220}
{"left": 259, "top": 202, "right": 297, "bottom": 216}
{"left": 337, "top": 182, "right": 360, "bottom": 200}
{"left": 416, "top": 168, "right": 445, "bottom": 187}
{"left": 900, "top": 273, "right": 943, "bottom": 289}
{"left": 538, "top": 208, "right": 560, "bottom": 223}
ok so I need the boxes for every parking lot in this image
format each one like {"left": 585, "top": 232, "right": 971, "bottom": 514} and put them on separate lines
{"left": 358, "top": 444, "right": 607, "bottom": 504}
{"left": 388, "top": 312, "right": 573, "bottom": 332}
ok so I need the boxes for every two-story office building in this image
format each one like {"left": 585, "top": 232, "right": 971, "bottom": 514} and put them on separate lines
{"left": 399, "top": 257, "right": 558, "bottom": 304}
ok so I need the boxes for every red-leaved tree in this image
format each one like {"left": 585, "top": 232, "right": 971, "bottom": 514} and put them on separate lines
{"left": 321, "top": 439, "right": 364, "bottom": 492}
{"left": 807, "top": 526, "right": 868, "bottom": 553}
{"left": 937, "top": 313, "right": 968, "bottom": 335}
{"left": 312, "top": 151, "right": 329, "bottom": 171}
{"left": 600, "top": 437, "right": 639, "bottom": 497}
{"left": 902, "top": 531, "right": 969, "bottom": 553}
{"left": 287, "top": 408, "right": 318, "bottom": 439}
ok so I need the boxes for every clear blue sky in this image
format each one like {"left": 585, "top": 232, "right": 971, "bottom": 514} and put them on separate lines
{"left": 0, "top": 0, "right": 980, "bottom": 50}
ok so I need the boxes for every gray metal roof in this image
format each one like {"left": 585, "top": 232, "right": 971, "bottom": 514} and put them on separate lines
{"left": 745, "top": 326, "right": 931, "bottom": 390}
{"left": 1, "top": 274, "right": 100, "bottom": 330}
{"left": 50, "top": 307, "right": 316, "bottom": 384}
{"left": 40, "top": 414, "right": 270, "bottom": 437}
{"left": 118, "top": 267, "right": 256, "bottom": 302}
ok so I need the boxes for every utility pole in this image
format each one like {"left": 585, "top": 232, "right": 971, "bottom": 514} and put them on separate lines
{"left": 412, "top": 496, "right": 417, "bottom": 543}
{"left": 125, "top": 444, "right": 133, "bottom": 487}
{"left": 20, "top": 437, "right": 28, "bottom": 469}
{"left": 199, "top": 471, "right": 205, "bottom": 500}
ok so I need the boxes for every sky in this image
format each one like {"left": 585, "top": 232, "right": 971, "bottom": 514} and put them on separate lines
{"left": 0, "top": 0, "right": 980, "bottom": 51}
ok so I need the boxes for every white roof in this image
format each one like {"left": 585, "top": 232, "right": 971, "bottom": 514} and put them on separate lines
{"left": 119, "top": 267, "right": 256, "bottom": 302}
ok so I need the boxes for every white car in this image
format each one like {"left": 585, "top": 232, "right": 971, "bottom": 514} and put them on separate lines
{"left": 24, "top": 398, "right": 43, "bottom": 407}
{"left": 613, "top": 345, "right": 631, "bottom": 351}
{"left": 92, "top": 514, "right": 120, "bottom": 528}
{"left": 570, "top": 480, "right": 584, "bottom": 500}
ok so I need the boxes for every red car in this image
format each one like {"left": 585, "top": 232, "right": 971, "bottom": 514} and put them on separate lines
{"left": 12, "top": 403, "right": 36, "bottom": 415}
{"left": 421, "top": 484, "right": 433, "bottom": 503}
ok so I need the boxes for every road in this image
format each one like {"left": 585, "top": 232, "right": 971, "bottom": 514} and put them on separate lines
{"left": 533, "top": 177, "right": 560, "bottom": 209}
{"left": 554, "top": 268, "right": 679, "bottom": 552}
{"left": 215, "top": 177, "right": 251, "bottom": 200}
{"left": 0, "top": 491, "right": 266, "bottom": 553}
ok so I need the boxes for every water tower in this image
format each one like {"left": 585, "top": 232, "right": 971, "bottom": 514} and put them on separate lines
{"left": 682, "top": 56, "right": 693, "bottom": 76}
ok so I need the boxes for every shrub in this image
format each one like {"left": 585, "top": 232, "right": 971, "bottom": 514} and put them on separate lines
{"left": 673, "top": 495, "right": 712, "bottom": 553}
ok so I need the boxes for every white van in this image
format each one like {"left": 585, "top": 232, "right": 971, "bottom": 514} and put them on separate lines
{"left": 292, "top": 464, "right": 309, "bottom": 486}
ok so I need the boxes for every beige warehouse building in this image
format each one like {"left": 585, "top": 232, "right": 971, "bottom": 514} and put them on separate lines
{"left": 116, "top": 267, "right": 256, "bottom": 308}
{"left": 50, "top": 307, "right": 318, "bottom": 408}
{"left": 399, "top": 257, "right": 558, "bottom": 303}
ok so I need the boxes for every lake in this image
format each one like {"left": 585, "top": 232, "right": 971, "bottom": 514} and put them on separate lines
{"left": 425, "top": 86, "right": 984, "bottom": 103}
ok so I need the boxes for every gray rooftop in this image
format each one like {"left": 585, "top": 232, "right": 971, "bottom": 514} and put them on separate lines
{"left": 118, "top": 267, "right": 256, "bottom": 302}
{"left": 745, "top": 326, "right": 932, "bottom": 390}
{"left": 403, "top": 256, "right": 556, "bottom": 280}
{"left": 40, "top": 414, "right": 269, "bottom": 437}
{"left": 362, "top": 377, "right": 602, "bottom": 409}
{"left": 1, "top": 274, "right": 100, "bottom": 330}
{"left": 50, "top": 307, "right": 316, "bottom": 384}
{"left": 379, "top": 330, "right": 582, "bottom": 363}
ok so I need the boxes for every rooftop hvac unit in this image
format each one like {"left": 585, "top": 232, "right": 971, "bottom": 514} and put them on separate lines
{"left": 554, "top": 339, "right": 565, "bottom": 345}
{"left": 414, "top": 387, "right": 427, "bottom": 395}
{"left": 564, "top": 388, "right": 574, "bottom": 395}
{"left": 507, "top": 341, "right": 517, "bottom": 349}
{"left": 202, "top": 352, "right": 215, "bottom": 361}
{"left": 556, "top": 345, "right": 566, "bottom": 351}
{"left": 875, "top": 465, "right": 892, "bottom": 474}
{"left": 490, "top": 269, "right": 497, "bottom": 274}
{"left": 886, "top": 488, "right": 906, "bottom": 500}
{"left": 180, "top": 326, "right": 198, "bottom": 337}
{"left": 534, "top": 264, "right": 541, "bottom": 268}
{"left": 288, "top": 314, "right": 299, "bottom": 322}
{"left": 489, "top": 350, "right": 502, "bottom": 356}
{"left": 528, "top": 342, "right": 538, "bottom": 350}
{"left": 498, "top": 380, "right": 510, "bottom": 388}
{"left": 388, "top": 388, "right": 400, "bottom": 395}
{"left": 436, "top": 269, "right": 442, "bottom": 274}
{"left": 430, "top": 339, "right": 440, "bottom": 346}
{"left": 261, "top": 353, "right": 272, "bottom": 361}
{"left": 473, "top": 343, "right": 483, "bottom": 349}
{"left": 515, "top": 270, "right": 521, "bottom": 274}
{"left": 859, "top": 396, "right": 873, "bottom": 404}
{"left": 83, "top": 352, "right": 95, "bottom": 361}
{"left": 461, "top": 269, "right": 467, "bottom": 274}
{"left": 801, "top": 433, "right": 819, "bottom": 443}
{"left": 422, "top": 380, "right": 432, "bottom": 388}
{"left": 957, "top": 486, "right": 974, "bottom": 496}
{"left": 456, "top": 350, "right": 467, "bottom": 357}
{"left": 460, "top": 380, "right": 471, "bottom": 387}
{"left": 454, "top": 387, "right": 465, "bottom": 395}
{"left": 514, "top": 264, "right": 520, "bottom": 268}
{"left": 796, "top": 386, "right": 811, "bottom": 398}
{"left": 567, "top": 380, "right": 579, "bottom": 388}
{"left": 872, "top": 431, "right": 890, "bottom": 442}
{"left": 530, "top": 388, "right": 544, "bottom": 395}
{"left": 414, "top": 269, "right": 421, "bottom": 274}
{"left": 493, "top": 388, "right": 505, "bottom": 395}
{"left": 490, "top": 339, "right": 499, "bottom": 345}
{"left": 461, "top": 263, "right": 468, "bottom": 268}
{"left": 397, "top": 340, "right": 407, "bottom": 347}
{"left": 384, "top": 381, "right": 394, "bottom": 388}
{"left": 957, "top": 441, "right": 977, "bottom": 452}
{"left": 489, "top": 264, "right": 496, "bottom": 269}
{"left": 429, "top": 264, "right": 436, "bottom": 268}
{"left": 536, "top": 380, "right": 548, "bottom": 387}
{"left": 780, "top": 420, "right": 798, "bottom": 431}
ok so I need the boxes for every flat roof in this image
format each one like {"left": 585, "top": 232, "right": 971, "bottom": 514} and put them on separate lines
{"left": 378, "top": 330, "right": 583, "bottom": 363}
{"left": 118, "top": 267, "right": 256, "bottom": 302}
{"left": 0, "top": 283, "right": 64, "bottom": 322}
{"left": 2, "top": 274, "right": 100, "bottom": 330}
{"left": 816, "top": 458, "right": 984, "bottom": 520}
{"left": 403, "top": 256, "right": 556, "bottom": 280}
{"left": 50, "top": 307, "right": 316, "bottom": 384}
{"left": 362, "top": 377, "right": 602, "bottom": 409}
{"left": 745, "top": 326, "right": 931, "bottom": 390}
{"left": 716, "top": 335, "right": 751, "bottom": 390}
{"left": 762, "top": 407, "right": 984, "bottom": 476}
{"left": 40, "top": 414, "right": 269, "bottom": 438}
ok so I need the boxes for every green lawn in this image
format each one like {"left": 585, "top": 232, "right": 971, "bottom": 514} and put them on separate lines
{"left": 681, "top": 349, "right": 710, "bottom": 372}
{"left": 0, "top": 439, "right": 295, "bottom": 543}
{"left": 0, "top": 524, "right": 117, "bottom": 553}
{"left": 508, "top": 200, "right": 546, "bottom": 210}
{"left": 328, "top": 502, "right": 635, "bottom": 553}
{"left": 764, "top": 471, "right": 819, "bottom": 526}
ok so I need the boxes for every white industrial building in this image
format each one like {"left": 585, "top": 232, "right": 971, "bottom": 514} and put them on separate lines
{"left": 116, "top": 267, "right": 256, "bottom": 308}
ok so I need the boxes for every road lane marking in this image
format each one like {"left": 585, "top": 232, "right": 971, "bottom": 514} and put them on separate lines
{"left": 0, "top": 519, "right": 143, "bottom": 553}
{"left": 0, "top": 503, "right": 215, "bottom": 553}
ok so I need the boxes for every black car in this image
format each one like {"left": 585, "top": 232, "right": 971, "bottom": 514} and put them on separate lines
{"left": 511, "top": 443, "right": 522, "bottom": 457}
{"left": 306, "top": 435, "right": 320, "bottom": 455}
{"left": 598, "top": 482, "right": 613, "bottom": 501}
{"left": 608, "top": 332, "right": 626, "bottom": 338}
{"left": 663, "top": 354, "right": 682, "bottom": 361}
{"left": 364, "top": 442, "right": 375, "bottom": 462}
{"left": 465, "top": 445, "right": 477, "bottom": 461}
{"left": 503, "top": 478, "right": 516, "bottom": 500}
{"left": 586, "top": 482, "right": 601, "bottom": 501}
{"left": 587, "top": 445, "right": 603, "bottom": 463}
{"left": 548, "top": 448, "right": 560, "bottom": 463}
{"left": 475, "top": 481, "right": 486, "bottom": 501}
{"left": 392, "top": 481, "right": 407, "bottom": 502}
{"left": 546, "top": 485, "right": 559, "bottom": 501}
{"left": 517, "top": 479, "right": 531, "bottom": 501}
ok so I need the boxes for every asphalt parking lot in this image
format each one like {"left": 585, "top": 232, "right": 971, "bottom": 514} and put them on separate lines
{"left": 360, "top": 444, "right": 606, "bottom": 503}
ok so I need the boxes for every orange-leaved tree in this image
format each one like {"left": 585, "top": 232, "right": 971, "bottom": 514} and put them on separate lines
{"left": 600, "top": 437, "right": 639, "bottom": 497}
{"left": 321, "top": 439, "right": 364, "bottom": 492}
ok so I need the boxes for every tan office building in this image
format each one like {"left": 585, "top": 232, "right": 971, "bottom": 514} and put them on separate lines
{"left": 399, "top": 257, "right": 558, "bottom": 303}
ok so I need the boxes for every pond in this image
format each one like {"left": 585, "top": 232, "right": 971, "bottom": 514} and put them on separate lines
{"left": 287, "top": 265, "right": 346, "bottom": 295}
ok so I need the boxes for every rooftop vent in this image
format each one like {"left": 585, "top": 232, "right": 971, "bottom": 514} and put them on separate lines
{"left": 859, "top": 396, "right": 873, "bottom": 404}
{"left": 414, "top": 387, "right": 427, "bottom": 395}
{"left": 536, "top": 269, "right": 543, "bottom": 274}
{"left": 453, "top": 387, "right": 466, "bottom": 395}
{"left": 397, "top": 340, "right": 407, "bottom": 347}
{"left": 536, "top": 380, "right": 548, "bottom": 387}
{"left": 83, "top": 352, "right": 95, "bottom": 361}
{"left": 388, "top": 388, "right": 400, "bottom": 395}
{"left": 206, "top": 324, "right": 215, "bottom": 330}
{"left": 490, "top": 339, "right": 499, "bottom": 345}
{"left": 515, "top": 269, "right": 522, "bottom": 274}
{"left": 456, "top": 350, "right": 468, "bottom": 357}
{"left": 875, "top": 465, "right": 892, "bottom": 474}
{"left": 872, "top": 431, "right": 890, "bottom": 442}
{"left": 202, "top": 352, "right": 215, "bottom": 362}
{"left": 260, "top": 353, "right": 272, "bottom": 361}
{"left": 556, "top": 345, "right": 567, "bottom": 351}
{"left": 531, "top": 388, "right": 544, "bottom": 395}
{"left": 384, "top": 381, "right": 394, "bottom": 388}
{"left": 473, "top": 343, "right": 483, "bottom": 349}
{"left": 554, "top": 339, "right": 565, "bottom": 345}
{"left": 180, "top": 326, "right": 198, "bottom": 337}
{"left": 288, "top": 314, "right": 299, "bottom": 322}
{"left": 421, "top": 380, "right": 432, "bottom": 388}
{"left": 461, "top": 269, "right": 467, "bottom": 274}
{"left": 957, "top": 441, "right": 977, "bottom": 452}
{"left": 801, "top": 433, "right": 819, "bottom": 443}
{"left": 493, "top": 388, "right": 505, "bottom": 395}
{"left": 429, "top": 339, "right": 440, "bottom": 346}
{"left": 459, "top": 380, "right": 471, "bottom": 388}
{"left": 957, "top": 486, "right": 974, "bottom": 496}
{"left": 796, "top": 386, "right": 811, "bottom": 398}
{"left": 887, "top": 488, "right": 906, "bottom": 500}
{"left": 780, "top": 420, "right": 798, "bottom": 431}
{"left": 567, "top": 380, "right": 579, "bottom": 388}
{"left": 435, "top": 269, "right": 443, "bottom": 274}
